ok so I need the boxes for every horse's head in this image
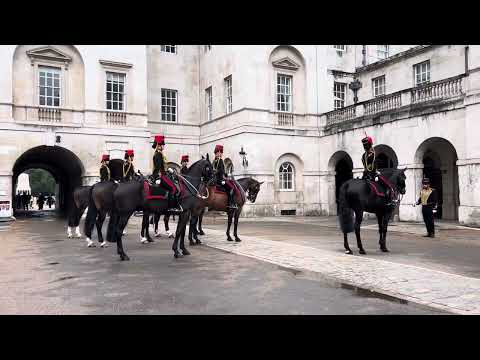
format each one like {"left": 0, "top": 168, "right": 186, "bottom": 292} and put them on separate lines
{"left": 246, "top": 179, "right": 264, "bottom": 203}
{"left": 195, "top": 155, "right": 214, "bottom": 184}
{"left": 392, "top": 168, "right": 407, "bottom": 195}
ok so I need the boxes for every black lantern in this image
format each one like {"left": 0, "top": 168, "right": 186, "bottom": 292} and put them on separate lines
{"left": 239, "top": 146, "right": 248, "bottom": 168}
{"left": 349, "top": 79, "right": 362, "bottom": 104}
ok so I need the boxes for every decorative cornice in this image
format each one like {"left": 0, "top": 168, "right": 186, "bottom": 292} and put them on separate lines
{"left": 26, "top": 46, "right": 72, "bottom": 69}
{"left": 272, "top": 57, "right": 301, "bottom": 71}
{"left": 99, "top": 59, "right": 133, "bottom": 69}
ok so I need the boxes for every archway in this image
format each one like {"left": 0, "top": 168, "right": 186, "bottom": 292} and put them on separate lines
{"left": 374, "top": 144, "right": 399, "bottom": 169}
{"left": 328, "top": 151, "right": 353, "bottom": 212}
{"left": 414, "top": 137, "right": 459, "bottom": 220}
{"left": 12, "top": 145, "right": 84, "bottom": 217}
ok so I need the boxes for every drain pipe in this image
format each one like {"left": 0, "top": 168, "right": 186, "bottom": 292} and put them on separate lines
{"left": 362, "top": 45, "right": 367, "bottom": 66}
{"left": 465, "top": 46, "right": 469, "bottom": 75}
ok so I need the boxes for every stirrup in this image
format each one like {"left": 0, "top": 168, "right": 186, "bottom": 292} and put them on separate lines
{"left": 228, "top": 203, "right": 238, "bottom": 209}
{"left": 169, "top": 204, "right": 183, "bottom": 213}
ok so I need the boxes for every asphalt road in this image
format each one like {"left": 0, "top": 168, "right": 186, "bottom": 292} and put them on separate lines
{"left": 0, "top": 212, "right": 443, "bottom": 314}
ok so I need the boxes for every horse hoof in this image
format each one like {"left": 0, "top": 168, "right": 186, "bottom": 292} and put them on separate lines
{"left": 198, "top": 231, "right": 205, "bottom": 236}
{"left": 381, "top": 248, "right": 390, "bottom": 253}
{"left": 67, "top": 234, "right": 72, "bottom": 239}
{"left": 227, "top": 237, "right": 234, "bottom": 242}
{"left": 120, "top": 255, "right": 130, "bottom": 261}
{"left": 86, "top": 239, "right": 95, "bottom": 248}
{"left": 235, "top": 238, "right": 242, "bottom": 242}
{"left": 359, "top": 249, "right": 366, "bottom": 255}
{"left": 181, "top": 249, "right": 191, "bottom": 256}
{"left": 174, "top": 252, "right": 184, "bottom": 259}
{"left": 100, "top": 242, "right": 109, "bottom": 248}
{"left": 195, "top": 240, "right": 202, "bottom": 245}
{"left": 345, "top": 250, "right": 353, "bottom": 255}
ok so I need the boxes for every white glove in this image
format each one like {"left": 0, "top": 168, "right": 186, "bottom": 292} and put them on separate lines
{"left": 114, "top": 180, "right": 119, "bottom": 184}
{"left": 168, "top": 168, "right": 174, "bottom": 174}
{"left": 221, "top": 181, "right": 226, "bottom": 185}
{"left": 374, "top": 176, "right": 379, "bottom": 182}
{"left": 155, "top": 179, "right": 161, "bottom": 185}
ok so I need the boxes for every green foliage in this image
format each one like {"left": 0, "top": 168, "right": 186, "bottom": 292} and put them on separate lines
{"left": 24, "top": 169, "right": 56, "bottom": 195}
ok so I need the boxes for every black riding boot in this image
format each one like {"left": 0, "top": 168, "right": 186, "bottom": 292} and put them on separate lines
{"left": 227, "top": 189, "right": 238, "bottom": 209}
{"left": 167, "top": 192, "right": 182, "bottom": 213}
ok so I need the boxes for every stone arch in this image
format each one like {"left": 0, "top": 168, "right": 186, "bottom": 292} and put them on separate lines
{"left": 12, "top": 45, "right": 85, "bottom": 114}
{"left": 414, "top": 137, "right": 459, "bottom": 220}
{"left": 328, "top": 151, "right": 354, "bottom": 214}
{"left": 224, "top": 157, "right": 234, "bottom": 175}
{"left": 12, "top": 145, "right": 85, "bottom": 217}
{"left": 268, "top": 45, "right": 307, "bottom": 114}
{"left": 374, "top": 144, "right": 399, "bottom": 169}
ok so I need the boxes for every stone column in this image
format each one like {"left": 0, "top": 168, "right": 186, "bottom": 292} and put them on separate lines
{"left": 319, "top": 171, "right": 336, "bottom": 215}
{"left": 0, "top": 172, "right": 14, "bottom": 220}
{"left": 457, "top": 159, "right": 480, "bottom": 226}
{"left": 398, "top": 164, "right": 423, "bottom": 222}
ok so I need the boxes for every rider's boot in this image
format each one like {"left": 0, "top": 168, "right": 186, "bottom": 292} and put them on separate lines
{"left": 168, "top": 192, "right": 182, "bottom": 213}
{"left": 227, "top": 189, "right": 238, "bottom": 209}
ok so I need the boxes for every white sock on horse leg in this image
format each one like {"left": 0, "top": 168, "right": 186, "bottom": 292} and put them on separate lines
{"left": 67, "top": 227, "right": 72, "bottom": 238}
{"left": 75, "top": 226, "right": 82, "bottom": 237}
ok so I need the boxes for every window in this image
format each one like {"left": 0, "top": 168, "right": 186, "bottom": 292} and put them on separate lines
{"left": 372, "top": 75, "right": 386, "bottom": 97}
{"left": 161, "top": 89, "right": 177, "bottom": 122}
{"left": 106, "top": 72, "right": 125, "bottom": 111}
{"left": 277, "top": 74, "right": 292, "bottom": 112}
{"left": 334, "top": 82, "right": 346, "bottom": 109}
{"left": 204, "top": 45, "right": 211, "bottom": 52}
{"left": 205, "top": 86, "right": 212, "bottom": 121}
{"left": 333, "top": 45, "right": 346, "bottom": 51}
{"left": 39, "top": 66, "right": 61, "bottom": 107}
{"left": 377, "top": 45, "right": 389, "bottom": 59}
{"left": 279, "top": 162, "right": 294, "bottom": 190}
{"left": 161, "top": 45, "right": 177, "bottom": 54}
{"left": 414, "top": 60, "right": 430, "bottom": 86}
{"left": 224, "top": 75, "right": 232, "bottom": 114}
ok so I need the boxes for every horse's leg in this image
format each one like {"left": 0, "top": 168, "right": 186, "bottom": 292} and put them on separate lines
{"left": 165, "top": 214, "right": 173, "bottom": 238}
{"left": 377, "top": 213, "right": 384, "bottom": 250}
{"left": 172, "top": 212, "right": 187, "bottom": 258}
{"left": 188, "top": 215, "right": 196, "bottom": 246}
{"left": 154, "top": 213, "right": 160, "bottom": 237}
{"left": 198, "top": 209, "right": 205, "bottom": 235}
{"left": 116, "top": 213, "right": 131, "bottom": 261}
{"left": 234, "top": 208, "right": 241, "bottom": 242}
{"left": 180, "top": 212, "right": 190, "bottom": 255}
{"left": 380, "top": 212, "right": 391, "bottom": 252}
{"left": 194, "top": 214, "right": 202, "bottom": 245}
{"left": 226, "top": 210, "right": 234, "bottom": 241}
{"left": 140, "top": 211, "right": 152, "bottom": 244}
{"left": 97, "top": 210, "right": 109, "bottom": 247}
{"left": 74, "top": 207, "right": 84, "bottom": 238}
{"left": 343, "top": 233, "right": 352, "bottom": 255}
{"left": 354, "top": 210, "right": 366, "bottom": 255}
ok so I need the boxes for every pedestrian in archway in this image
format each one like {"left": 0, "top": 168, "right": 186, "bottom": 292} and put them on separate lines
{"left": 37, "top": 193, "right": 45, "bottom": 210}
{"left": 414, "top": 178, "right": 438, "bottom": 238}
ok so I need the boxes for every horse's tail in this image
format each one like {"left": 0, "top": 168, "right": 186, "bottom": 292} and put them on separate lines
{"left": 83, "top": 186, "right": 97, "bottom": 239}
{"left": 338, "top": 181, "right": 354, "bottom": 234}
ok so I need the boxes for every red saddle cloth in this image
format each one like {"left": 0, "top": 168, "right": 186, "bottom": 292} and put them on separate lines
{"left": 144, "top": 181, "right": 167, "bottom": 200}
{"left": 367, "top": 175, "right": 394, "bottom": 198}
{"left": 213, "top": 180, "right": 243, "bottom": 200}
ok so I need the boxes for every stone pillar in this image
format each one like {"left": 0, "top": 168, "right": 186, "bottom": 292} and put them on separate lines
{"left": 457, "top": 159, "right": 480, "bottom": 226}
{"left": 398, "top": 164, "right": 423, "bottom": 222}
{"left": 0, "top": 172, "right": 14, "bottom": 220}
{"left": 319, "top": 171, "right": 336, "bottom": 215}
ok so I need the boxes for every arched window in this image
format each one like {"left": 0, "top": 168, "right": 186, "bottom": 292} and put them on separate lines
{"left": 279, "top": 162, "right": 294, "bottom": 190}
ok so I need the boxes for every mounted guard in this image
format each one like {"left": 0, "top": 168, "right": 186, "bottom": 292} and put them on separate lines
{"left": 180, "top": 155, "right": 189, "bottom": 175}
{"left": 122, "top": 150, "right": 135, "bottom": 181}
{"left": 152, "top": 135, "right": 182, "bottom": 213}
{"left": 361, "top": 134, "right": 395, "bottom": 206}
{"left": 212, "top": 144, "right": 237, "bottom": 209}
{"left": 100, "top": 154, "right": 111, "bottom": 182}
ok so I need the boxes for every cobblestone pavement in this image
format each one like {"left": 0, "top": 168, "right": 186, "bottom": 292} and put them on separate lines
{"left": 200, "top": 216, "right": 480, "bottom": 314}
{"left": 0, "top": 214, "right": 441, "bottom": 314}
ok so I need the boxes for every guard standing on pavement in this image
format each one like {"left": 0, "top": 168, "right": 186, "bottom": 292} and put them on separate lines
{"left": 100, "top": 154, "right": 111, "bottom": 181}
{"left": 415, "top": 178, "right": 438, "bottom": 238}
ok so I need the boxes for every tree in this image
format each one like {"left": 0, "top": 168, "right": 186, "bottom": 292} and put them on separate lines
{"left": 25, "top": 169, "right": 56, "bottom": 195}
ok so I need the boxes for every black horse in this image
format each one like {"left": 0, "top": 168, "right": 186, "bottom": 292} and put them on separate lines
{"left": 338, "top": 168, "right": 406, "bottom": 254}
{"left": 106, "top": 157, "right": 213, "bottom": 260}
{"left": 188, "top": 177, "right": 264, "bottom": 245}
{"left": 80, "top": 159, "right": 124, "bottom": 247}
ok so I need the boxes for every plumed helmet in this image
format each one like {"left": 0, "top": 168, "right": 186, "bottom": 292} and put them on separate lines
{"left": 362, "top": 136, "right": 373, "bottom": 145}
{"left": 124, "top": 149, "right": 134, "bottom": 159}
{"left": 152, "top": 135, "right": 165, "bottom": 148}
{"left": 214, "top": 144, "right": 224, "bottom": 154}
{"left": 181, "top": 155, "right": 189, "bottom": 163}
{"left": 101, "top": 154, "right": 110, "bottom": 162}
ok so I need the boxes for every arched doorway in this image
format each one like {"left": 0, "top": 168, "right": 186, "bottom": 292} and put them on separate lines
{"left": 414, "top": 137, "right": 459, "bottom": 220}
{"left": 328, "top": 151, "right": 353, "bottom": 213}
{"left": 12, "top": 145, "right": 84, "bottom": 217}
{"left": 374, "top": 144, "right": 399, "bottom": 169}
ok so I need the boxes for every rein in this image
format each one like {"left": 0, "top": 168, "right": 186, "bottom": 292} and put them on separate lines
{"left": 176, "top": 173, "right": 209, "bottom": 200}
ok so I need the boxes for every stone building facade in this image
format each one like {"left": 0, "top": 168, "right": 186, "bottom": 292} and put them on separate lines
{"left": 1, "top": 44, "right": 479, "bottom": 227}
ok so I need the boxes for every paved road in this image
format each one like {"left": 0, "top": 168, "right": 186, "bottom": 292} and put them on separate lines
{"left": 0, "top": 213, "right": 441, "bottom": 314}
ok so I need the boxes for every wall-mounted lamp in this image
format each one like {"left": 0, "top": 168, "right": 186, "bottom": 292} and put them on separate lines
{"left": 239, "top": 146, "right": 248, "bottom": 168}
{"left": 55, "top": 135, "right": 61, "bottom": 143}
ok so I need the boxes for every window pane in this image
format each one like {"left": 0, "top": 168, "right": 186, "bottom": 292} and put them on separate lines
{"left": 47, "top": 78, "right": 52, "bottom": 86}
{"left": 119, "top": 84, "right": 124, "bottom": 93}
{"left": 47, "top": 88, "right": 52, "bottom": 96}
{"left": 40, "top": 96, "right": 45, "bottom": 105}
{"left": 107, "top": 83, "right": 112, "bottom": 92}
{"left": 40, "top": 77, "right": 45, "bottom": 86}
{"left": 54, "top": 88, "right": 59, "bottom": 97}
{"left": 118, "top": 94, "right": 123, "bottom": 103}
{"left": 47, "top": 97, "right": 52, "bottom": 106}
{"left": 119, "top": 102, "right": 123, "bottom": 111}
{"left": 40, "top": 87, "right": 45, "bottom": 96}
{"left": 107, "top": 92, "right": 111, "bottom": 101}
{"left": 54, "top": 98, "right": 59, "bottom": 107}
{"left": 113, "top": 83, "right": 118, "bottom": 92}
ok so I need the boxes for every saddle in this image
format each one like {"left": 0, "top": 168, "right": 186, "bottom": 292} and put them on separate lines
{"left": 365, "top": 175, "right": 394, "bottom": 199}
{"left": 144, "top": 181, "right": 167, "bottom": 200}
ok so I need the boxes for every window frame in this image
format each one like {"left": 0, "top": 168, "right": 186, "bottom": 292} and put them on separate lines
{"left": 413, "top": 60, "right": 431, "bottom": 87}
{"left": 105, "top": 71, "right": 126, "bottom": 112}
{"left": 333, "top": 45, "right": 346, "bottom": 52}
{"left": 333, "top": 82, "right": 346, "bottom": 110}
{"left": 372, "top": 75, "right": 386, "bottom": 98}
{"left": 224, "top": 75, "right": 232, "bottom": 114}
{"left": 279, "top": 162, "right": 295, "bottom": 191}
{"left": 377, "top": 45, "right": 389, "bottom": 59}
{"left": 160, "top": 45, "right": 177, "bottom": 54}
{"left": 38, "top": 65, "right": 62, "bottom": 108}
{"left": 204, "top": 45, "right": 212, "bottom": 52}
{"left": 276, "top": 73, "right": 293, "bottom": 113}
{"left": 205, "top": 86, "right": 213, "bottom": 121}
{"left": 160, "top": 88, "right": 178, "bottom": 122}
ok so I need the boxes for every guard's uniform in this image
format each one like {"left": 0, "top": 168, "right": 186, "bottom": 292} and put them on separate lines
{"left": 213, "top": 144, "right": 237, "bottom": 209}
{"left": 99, "top": 154, "right": 111, "bottom": 181}
{"left": 122, "top": 150, "right": 135, "bottom": 181}
{"left": 152, "top": 135, "right": 181, "bottom": 212}
{"left": 180, "top": 155, "right": 189, "bottom": 175}
{"left": 416, "top": 178, "right": 438, "bottom": 237}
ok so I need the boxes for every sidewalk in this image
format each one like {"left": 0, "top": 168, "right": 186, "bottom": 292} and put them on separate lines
{"left": 200, "top": 227, "right": 480, "bottom": 314}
